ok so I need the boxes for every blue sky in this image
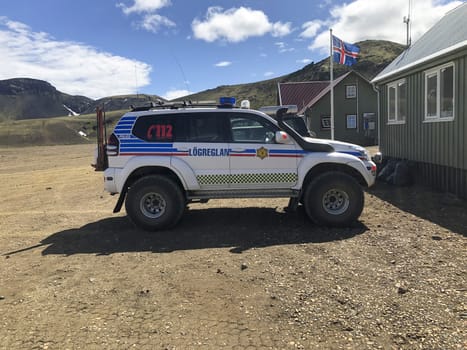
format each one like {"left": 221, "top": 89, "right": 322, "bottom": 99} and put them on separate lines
{"left": 0, "top": 0, "right": 462, "bottom": 100}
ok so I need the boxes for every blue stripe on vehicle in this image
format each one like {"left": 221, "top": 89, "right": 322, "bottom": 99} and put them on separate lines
{"left": 339, "top": 151, "right": 361, "bottom": 157}
{"left": 230, "top": 149, "right": 256, "bottom": 154}
{"left": 269, "top": 149, "right": 304, "bottom": 155}
{"left": 120, "top": 147, "right": 178, "bottom": 153}
{"left": 119, "top": 116, "right": 137, "bottom": 122}
{"left": 120, "top": 143, "right": 173, "bottom": 148}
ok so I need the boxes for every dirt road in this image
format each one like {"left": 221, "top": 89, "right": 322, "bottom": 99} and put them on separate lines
{"left": 0, "top": 144, "right": 466, "bottom": 349}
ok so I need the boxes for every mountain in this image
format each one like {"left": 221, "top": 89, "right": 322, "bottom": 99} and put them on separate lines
{"left": 181, "top": 40, "right": 405, "bottom": 108}
{"left": 89, "top": 94, "right": 167, "bottom": 114}
{"left": 0, "top": 78, "right": 166, "bottom": 121}
{"left": 0, "top": 78, "right": 93, "bottom": 121}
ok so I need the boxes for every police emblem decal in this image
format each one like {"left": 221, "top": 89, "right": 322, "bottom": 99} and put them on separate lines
{"left": 256, "top": 147, "right": 268, "bottom": 160}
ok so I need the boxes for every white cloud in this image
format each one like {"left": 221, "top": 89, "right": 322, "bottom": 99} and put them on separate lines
{"left": 274, "top": 41, "right": 294, "bottom": 53}
{"left": 140, "top": 13, "right": 175, "bottom": 32}
{"left": 192, "top": 7, "right": 292, "bottom": 42}
{"left": 117, "top": 0, "right": 171, "bottom": 15}
{"left": 264, "top": 71, "right": 274, "bottom": 77}
{"left": 308, "top": 0, "right": 462, "bottom": 53}
{"left": 271, "top": 22, "right": 293, "bottom": 37}
{"left": 297, "top": 58, "right": 312, "bottom": 64}
{"left": 0, "top": 17, "right": 152, "bottom": 99}
{"left": 300, "top": 20, "right": 323, "bottom": 38}
{"left": 163, "top": 89, "right": 193, "bottom": 100}
{"left": 214, "top": 61, "right": 232, "bottom": 67}
{"left": 275, "top": 42, "right": 286, "bottom": 49}
{"left": 118, "top": 0, "right": 174, "bottom": 33}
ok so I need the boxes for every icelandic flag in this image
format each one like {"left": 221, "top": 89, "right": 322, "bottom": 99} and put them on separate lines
{"left": 332, "top": 35, "right": 360, "bottom": 66}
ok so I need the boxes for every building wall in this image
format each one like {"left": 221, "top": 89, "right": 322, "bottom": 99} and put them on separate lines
{"left": 377, "top": 49, "right": 467, "bottom": 197}
{"left": 306, "top": 73, "right": 378, "bottom": 146}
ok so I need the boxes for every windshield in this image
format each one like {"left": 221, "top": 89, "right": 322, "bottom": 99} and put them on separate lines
{"left": 283, "top": 116, "right": 311, "bottom": 137}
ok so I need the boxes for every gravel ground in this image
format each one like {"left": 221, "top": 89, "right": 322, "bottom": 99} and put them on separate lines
{"left": 0, "top": 144, "right": 466, "bottom": 349}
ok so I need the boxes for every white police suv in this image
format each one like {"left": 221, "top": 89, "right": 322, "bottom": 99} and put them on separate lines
{"left": 94, "top": 97, "right": 376, "bottom": 231}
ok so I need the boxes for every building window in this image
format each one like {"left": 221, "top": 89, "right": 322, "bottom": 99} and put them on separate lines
{"left": 346, "top": 114, "right": 357, "bottom": 129}
{"left": 387, "top": 79, "right": 407, "bottom": 124}
{"left": 346, "top": 85, "right": 357, "bottom": 99}
{"left": 424, "top": 63, "right": 455, "bottom": 121}
{"left": 321, "top": 116, "right": 331, "bottom": 130}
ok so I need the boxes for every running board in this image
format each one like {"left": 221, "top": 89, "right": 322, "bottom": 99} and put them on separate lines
{"left": 187, "top": 189, "right": 299, "bottom": 200}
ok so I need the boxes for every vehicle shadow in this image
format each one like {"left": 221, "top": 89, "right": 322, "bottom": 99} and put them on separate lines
{"left": 31, "top": 207, "right": 367, "bottom": 256}
{"left": 368, "top": 182, "right": 467, "bottom": 237}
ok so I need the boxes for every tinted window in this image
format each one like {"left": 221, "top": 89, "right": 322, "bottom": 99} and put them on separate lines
{"left": 183, "top": 113, "right": 226, "bottom": 142}
{"left": 283, "top": 116, "right": 311, "bottom": 137}
{"left": 229, "top": 113, "right": 278, "bottom": 143}
{"left": 132, "top": 114, "right": 177, "bottom": 142}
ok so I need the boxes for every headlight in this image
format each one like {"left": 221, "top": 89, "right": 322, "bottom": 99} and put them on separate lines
{"left": 351, "top": 146, "right": 370, "bottom": 161}
{"left": 357, "top": 151, "right": 369, "bottom": 161}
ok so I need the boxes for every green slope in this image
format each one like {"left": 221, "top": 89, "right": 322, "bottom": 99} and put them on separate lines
{"left": 181, "top": 40, "right": 405, "bottom": 109}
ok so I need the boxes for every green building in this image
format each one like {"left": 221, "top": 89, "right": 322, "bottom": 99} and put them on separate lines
{"left": 372, "top": 3, "right": 467, "bottom": 198}
{"left": 278, "top": 71, "right": 378, "bottom": 146}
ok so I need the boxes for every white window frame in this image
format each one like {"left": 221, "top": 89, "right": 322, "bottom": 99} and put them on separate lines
{"left": 346, "top": 114, "right": 357, "bottom": 129}
{"left": 387, "top": 79, "right": 407, "bottom": 125}
{"left": 345, "top": 84, "right": 357, "bottom": 99}
{"left": 424, "top": 62, "right": 455, "bottom": 122}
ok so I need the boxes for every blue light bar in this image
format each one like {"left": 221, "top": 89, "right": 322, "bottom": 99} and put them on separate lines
{"left": 219, "top": 97, "right": 236, "bottom": 106}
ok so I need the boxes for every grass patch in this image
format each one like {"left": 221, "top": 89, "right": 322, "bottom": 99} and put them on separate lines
{"left": 0, "top": 110, "right": 124, "bottom": 147}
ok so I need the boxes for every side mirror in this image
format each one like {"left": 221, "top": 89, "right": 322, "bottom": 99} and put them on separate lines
{"left": 275, "top": 131, "right": 293, "bottom": 144}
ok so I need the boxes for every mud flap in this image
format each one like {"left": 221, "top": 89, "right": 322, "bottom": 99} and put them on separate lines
{"left": 285, "top": 197, "right": 300, "bottom": 212}
{"left": 113, "top": 187, "right": 127, "bottom": 213}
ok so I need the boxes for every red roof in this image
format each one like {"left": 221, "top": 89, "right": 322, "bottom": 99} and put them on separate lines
{"left": 278, "top": 72, "right": 353, "bottom": 114}
{"left": 279, "top": 81, "right": 329, "bottom": 111}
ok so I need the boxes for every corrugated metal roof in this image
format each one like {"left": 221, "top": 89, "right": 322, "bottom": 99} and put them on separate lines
{"left": 278, "top": 81, "right": 329, "bottom": 111}
{"left": 373, "top": 3, "right": 467, "bottom": 83}
{"left": 278, "top": 72, "right": 355, "bottom": 114}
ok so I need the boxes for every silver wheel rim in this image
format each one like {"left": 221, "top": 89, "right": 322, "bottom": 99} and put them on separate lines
{"left": 322, "top": 188, "right": 350, "bottom": 215}
{"left": 140, "top": 192, "right": 166, "bottom": 219}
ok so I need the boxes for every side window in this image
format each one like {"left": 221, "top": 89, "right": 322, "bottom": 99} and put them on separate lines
{"left": 229, "top": 113, "right": 278, "bottom": 144}
{"left": 184, "top": 113, "right": 226, "bottom": 143}
{"left": 424, "top": 63, "right": 455, "bottom": 121}
{"left": 387, "top": 79, "right": 407, "bottom": 124}
{"left": 132, "top": 114, "right": 176, "bottom": 142}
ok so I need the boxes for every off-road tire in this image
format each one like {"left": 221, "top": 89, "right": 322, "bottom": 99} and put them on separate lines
{"left": 125, "top": 175, "right": 185, "bottom": 231}
{"left": 303, "top": 171, "right": 364, "bottom": 227}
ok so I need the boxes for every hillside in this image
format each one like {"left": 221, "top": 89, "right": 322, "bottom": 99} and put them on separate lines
{"left": 0, "top": 78, "right": 166, "bottom": 122}
{"left": 0, "top": 78, "right": 93, "bottom": 121}
{"left": 0, "top": 109, "right": 123, "bottom": 147}
{"left": 182, "top": 40, "right": 405, "bottom": 109}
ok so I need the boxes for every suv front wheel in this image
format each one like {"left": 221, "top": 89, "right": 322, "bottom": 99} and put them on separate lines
{"left": 125, "top": 175, "right": 185, "bottom": 231}
{"left": 303, "top": 171, "right": 364, "bottom": 227}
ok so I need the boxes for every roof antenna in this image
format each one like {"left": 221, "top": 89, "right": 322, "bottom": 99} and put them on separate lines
{"left": 403, "top": 0, "right": 412, "bottom": 47}
{"left": 134, "top": 63, "right": 139, "bottom": 99}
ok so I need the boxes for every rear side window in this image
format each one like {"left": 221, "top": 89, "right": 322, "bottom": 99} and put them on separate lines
{"left": 132, "top": 114, "right": 177, "bottom": 142}
{"left": 183, "top": 113, "right": 227, "bottom": 143}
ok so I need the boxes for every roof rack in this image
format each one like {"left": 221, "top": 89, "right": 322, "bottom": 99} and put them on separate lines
{"left": 130, "top": 99, "right": 236, "bottom": 112}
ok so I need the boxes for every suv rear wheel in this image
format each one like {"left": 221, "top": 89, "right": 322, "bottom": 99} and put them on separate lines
{"left": 303, "top": 171, "right": 364, "bottom": 227}
{"left": 125, "top": 175, "right": 185, "bottom": 231}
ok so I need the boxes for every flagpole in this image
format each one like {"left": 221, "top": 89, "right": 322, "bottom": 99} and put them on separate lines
{"left": 330, "top": 29, "right": 335, "bottom": 140}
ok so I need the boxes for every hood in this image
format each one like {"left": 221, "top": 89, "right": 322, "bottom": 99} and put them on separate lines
{"left": 303, "top": 137, "right": 369, "bottom": 160}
